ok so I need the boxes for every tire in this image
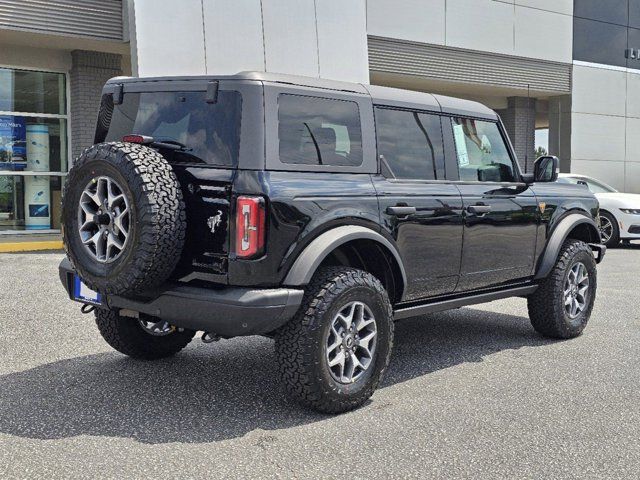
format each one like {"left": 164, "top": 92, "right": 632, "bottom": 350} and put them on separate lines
{"left": 62, "top": 142, "right": 186, "bottom": 295}
{"left": 528, "top": 239, "right": 597, "bottom": 339}
{"left": 95, "top": 308, "right": 195, "bottom": 360}
{"left": 275, "top": 267, "right": 394, "bottom": 413}
{"left": 599, "top": 211, "right": 620, "bottom": 248}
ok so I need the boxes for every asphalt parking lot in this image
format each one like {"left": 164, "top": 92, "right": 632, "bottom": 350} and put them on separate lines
{"left": 1, "top": 247, "right": 639, "bottom": 479}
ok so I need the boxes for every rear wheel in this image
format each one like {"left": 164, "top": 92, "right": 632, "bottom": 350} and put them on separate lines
{"left": 599, "top": 211, "right": 620, "bottom": 248}
{"left": 95, "top": 308, "right": 195, "bottom": 360}
{"left": 275, "top": 267, "right": 394, "bottom": 413}
{"left": 528, "top": 239, "right": 597, "bottom": 339}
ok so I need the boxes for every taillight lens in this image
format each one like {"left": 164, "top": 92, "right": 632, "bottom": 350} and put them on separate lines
{"left": 235, "top": 196, "right": 266, "bottom": 259}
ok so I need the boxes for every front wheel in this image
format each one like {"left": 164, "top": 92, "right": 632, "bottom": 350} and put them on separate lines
{"left": 275, "top": 267, "right": 394, "bottom": 413}
{"left": 528, "top": 239, "right": 597, "bottom": 339}
{"left": 599, "top": 211, "right": 620, "bottom": 248}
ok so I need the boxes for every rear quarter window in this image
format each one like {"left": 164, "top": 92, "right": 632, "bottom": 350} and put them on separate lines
{"left": 277, "top": 94, "right": 363, "bottom": 167}
{"left": 101, "top": 90, "right": 242, "bottom": 167}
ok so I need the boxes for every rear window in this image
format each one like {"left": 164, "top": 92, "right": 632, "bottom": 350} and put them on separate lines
{"left": 278, "top": 94, "right": 363, "bottom": 167}
{"left": 101, "top": 91, "right": 242, "bottom": 167}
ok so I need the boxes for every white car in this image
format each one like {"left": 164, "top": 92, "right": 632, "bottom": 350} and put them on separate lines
{"left": 558, "top": 174, "right": 640, "bottom": 247}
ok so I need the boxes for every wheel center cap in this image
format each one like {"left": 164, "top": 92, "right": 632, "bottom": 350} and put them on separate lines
{"left": 94, "top": 212, "right": 112, "bottom": 226}
{"left": 344, "top": 335, "right": 355, "bottom": 349}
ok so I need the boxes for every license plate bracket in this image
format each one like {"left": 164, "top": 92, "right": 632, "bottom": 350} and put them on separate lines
{"left": 72, "top": 275, "right": 102, "bottom": 305}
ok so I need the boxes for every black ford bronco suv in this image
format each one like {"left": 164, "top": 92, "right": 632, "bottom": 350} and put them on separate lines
{"left": 59, "top": 72, "right": 605, "bottom": 413}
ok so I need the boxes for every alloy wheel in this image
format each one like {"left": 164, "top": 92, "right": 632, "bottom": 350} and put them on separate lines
{"left": 563, "top": 262, "right": 590, "bottom": 319}
{"left": 599, "top": 215, "right": 613, "bottom": 244}
{"left": 325, "top": 301, "right": 378, "bottom": 384}
{"left": 77, "top": 176, "right": 130, "bottom": 263}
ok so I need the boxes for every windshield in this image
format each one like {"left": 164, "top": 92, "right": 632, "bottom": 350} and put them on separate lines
{"left": 100, "top": 90, "right": 242, "bottom": 167}
{"left": 558, "top": 175, "right": 617, "bottom": 193}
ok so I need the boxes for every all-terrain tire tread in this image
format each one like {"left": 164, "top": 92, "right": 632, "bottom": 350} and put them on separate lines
{"left": 95, "top": 308, "right": 194, "bottom": 360}
{"left": 62, "top": 142, "right": 186, "bottom": 294}
{"left": 528, "top": 239, "right": 596, "bottom": 339}
{"left": 275, "top": 266, "right": 394, "bottom": 413}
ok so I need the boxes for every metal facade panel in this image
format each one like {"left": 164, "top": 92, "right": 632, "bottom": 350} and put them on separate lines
{"left": 0, "top": 0, "right": 123, "bottom": 40}
{"left": 368, "top": 36, "right": 571, "bottom": 94}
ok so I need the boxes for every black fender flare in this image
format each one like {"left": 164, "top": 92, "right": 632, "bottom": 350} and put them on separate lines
{"left": 534, "top": 213, "right": 602, "bottom": 279}
{"left": 283, "top": 225, "right": 408, "bottom": 300}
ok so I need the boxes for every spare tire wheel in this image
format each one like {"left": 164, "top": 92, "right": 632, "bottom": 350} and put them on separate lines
{"left": 62, "top": 142, "right": 186, "bottom": 295}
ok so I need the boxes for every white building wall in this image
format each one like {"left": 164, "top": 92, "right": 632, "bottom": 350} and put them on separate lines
{"left": 570, "top": 64, "right": 640, "bottom": 193}
{"left": 130, "top": 0, "right": 369, "bottom": 83}
{"left": 366, "top": 0, "right": 573, "bottom": 64}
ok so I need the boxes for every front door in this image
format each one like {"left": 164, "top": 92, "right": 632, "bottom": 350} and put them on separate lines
{"left": 373, "top": 107, "right": 464, "bottom": 302}
{"left": 448, "top": 116, "right": 538, "bottom": 291}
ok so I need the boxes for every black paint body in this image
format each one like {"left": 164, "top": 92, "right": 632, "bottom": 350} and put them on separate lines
{"left": 96, "top": 75, "right": 600, "bottom": 308}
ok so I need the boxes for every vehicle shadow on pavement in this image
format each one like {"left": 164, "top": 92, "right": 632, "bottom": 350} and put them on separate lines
{"left": 0, "top": 308, "right": 555, "bottom": 444}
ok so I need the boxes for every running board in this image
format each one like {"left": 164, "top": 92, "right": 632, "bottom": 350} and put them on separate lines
{"left": 393, "top": 284, "right": 538, "bottom": 320}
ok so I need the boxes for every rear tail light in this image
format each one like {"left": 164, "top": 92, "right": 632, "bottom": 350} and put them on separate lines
{"left": 235, "top": 196, "right": 266, "bottom": 259}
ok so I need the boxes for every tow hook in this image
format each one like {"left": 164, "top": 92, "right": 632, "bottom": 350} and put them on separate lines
{"left": 202, "top": 332, "right": 220, "bottom": 343}
{"left": 80, "top": 304, "right": 96, "bottom": 314}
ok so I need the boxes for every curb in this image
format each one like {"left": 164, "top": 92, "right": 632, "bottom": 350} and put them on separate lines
{"left": 0, "top": 241, "right": 64, "bottom": 253}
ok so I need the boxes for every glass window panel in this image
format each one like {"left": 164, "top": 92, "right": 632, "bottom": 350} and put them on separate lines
{"left": 630, "top": 0, "right": 640, "bottom": 29}
{"left": 0, "top": 175, "right": 63, "bottom": 231}
{"left": 375, "top": 107, "right": 445, "bottom": 180}
{"left": 0, "top": 116, "right": 68, "bottom": 173}
{"left": 278, "top": 94, "right": 363, "bottom": 167}
{"left": 0, "top": 68, "right": 66, "bottom": 115}
{"left": 574, "top": 0, "right": 628, "bottom": 26}
{"left": 104, "top": 91, "right": 241, "bottom": 167}
{"left": 573, "top": 17, "right": 628, "bottom": 67}
{"left": 451, "top": 118, "right": 515, "bottom": 183}
{"left": 628, "top": 27, "right": 640, "bottom": 69}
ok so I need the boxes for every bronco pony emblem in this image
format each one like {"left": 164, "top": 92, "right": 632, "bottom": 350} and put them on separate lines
{"left": 207, "top": 210, "right": 224, "bottom": 234}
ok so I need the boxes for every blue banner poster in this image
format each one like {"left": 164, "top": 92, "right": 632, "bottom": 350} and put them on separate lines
{"left": 0, "top": 115, "right": 27, "bottom": 170}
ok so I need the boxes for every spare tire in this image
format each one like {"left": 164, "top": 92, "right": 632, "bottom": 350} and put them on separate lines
{"left": 62, "top": 142, "right": 186, "bottom": 295}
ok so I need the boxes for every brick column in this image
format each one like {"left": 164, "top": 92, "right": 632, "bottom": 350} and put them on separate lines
{"left": 70, "top": 50, "right": 122, "bottom": 163}
{"left": 498, "top": 97, "right": 537, "bottom": 174}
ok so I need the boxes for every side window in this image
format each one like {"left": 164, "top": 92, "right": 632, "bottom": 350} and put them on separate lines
{"left": 278, "top": 94, "right": 363, "bottom": 167}
{"left": 451, "top": 117, "right": 516, "bottom": 182}
{"left": 375, "top": 107, "right": 445, "bottom": 180}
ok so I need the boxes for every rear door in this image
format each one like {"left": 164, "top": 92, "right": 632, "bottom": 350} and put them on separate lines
{"left": 372, "top": 106, "right": 464, "bottom": 302}
{"left": 446, "top": 116, "right": 538, "bottom": 291}
{"left": 99, "top": 80, "right": 257, "bottom": 280}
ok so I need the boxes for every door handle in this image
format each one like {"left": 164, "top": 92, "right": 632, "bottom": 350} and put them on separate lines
{"left": 467, "top": 204, "right": 492, "bottom": 215}
{"left": 386, "top": 205, "right": 417, "bottom": 216}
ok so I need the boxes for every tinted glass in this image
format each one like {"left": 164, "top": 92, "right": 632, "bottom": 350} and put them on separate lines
{"left": 0, "top": 68, "right": 66, "bottom": 115}
{"left": 631, "top": 0, "right": 640, "bottom": 28}
{"left": 574, "top": 0, "right": 628, "bottom": 26}
{"left": 628, "top": 27, "right": 640, "bottom": 69}
{"left": 573, "top": 17, "right": 628, "bottom": 67}
{"left": 104, "top": 91, "right": 242, "bottom": 167}
{"left": 375, "top": 107, "right": 444, "bottom": 180}
{"left": 451, "top": 118, "right": 515, "bottom": 182}
{"left": 278, "top": 94, "right": 362, "bottom": 167}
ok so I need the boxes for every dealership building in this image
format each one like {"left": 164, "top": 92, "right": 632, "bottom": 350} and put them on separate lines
{"left": 0, "top": 0, "right": 638, "bottom": 238}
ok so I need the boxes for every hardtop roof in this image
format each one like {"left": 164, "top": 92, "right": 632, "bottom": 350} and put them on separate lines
{"left": 106, "top": 71, "right": 497, "bottom": 120}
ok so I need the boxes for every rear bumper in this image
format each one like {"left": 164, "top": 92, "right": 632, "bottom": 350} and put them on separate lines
{"left": 59, "top": 259, "right": 304, "bottom": 337}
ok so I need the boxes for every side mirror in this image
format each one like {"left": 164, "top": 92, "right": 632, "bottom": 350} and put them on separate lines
{"left": 533, "top": 155, "right": 559, "bottom": 182}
